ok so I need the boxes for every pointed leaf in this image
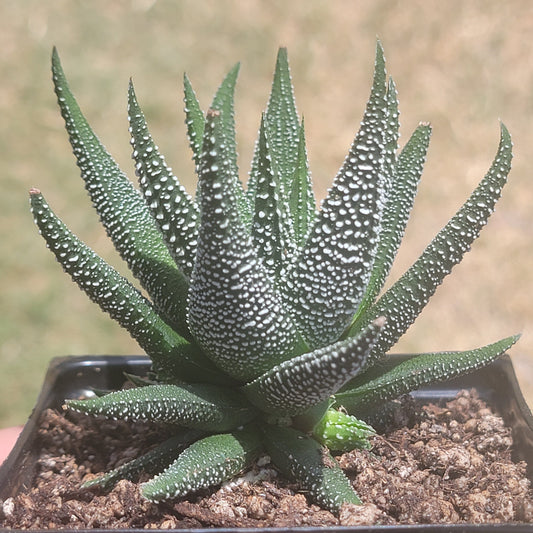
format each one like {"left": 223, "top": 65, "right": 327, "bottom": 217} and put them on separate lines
{"left": 188, "top": 109, "right": 306, "bottom": 381}
{"left": 262, "top": 425, "right": 361, "bottom": 512}
{"left": 210, "top": 63, "right": 240, "bottom": 180}
{"left": 66, "top": 383, "right": 257, "bottom": 431}
{"left": 289, "top": 119, "right": 316, "bottom": 248}
{"left": 351, "top": 123, "right": 432, "bottom": 324}
{"left": 335, "top": 334, "right": 520, "bottom": 414}
{"left": 82, "top": 430, "right": 204, "bottom": 491}
{"left": 381, "top": 78, "right": 401, "bottom": 195}
{"left": 128, "top": 81, "right": 200, "bottom": 278}
{"left": 29, "top": 189, "right": 224, "bottom": 385}
{"left": 184, "top": 65, "right": 251, "bottom": 221}
{"left": 51, "top": 48, "right": 189, "bottom": 335}
{"left": 247, "top": 47, "right": 301, "bottom": 245}
{"left": 350, "top": 123, "right": 513, "bottom": 362}
{"left": 210, "top": 63, "right": 252, "bottom": 224}
{"left": 183, "top": 73, "right": 205, "bottom": 169}
{"left": 243, "top": 317, "right": 385, "bottom": 416}
{"left": 142, "top": 429, "right": 262, "bottom": 502}
{"left": 249, "top": 114, "right": 295, "bottom": 281}
{"left": 264, "top": 47, "right": 301, "bottom": 193}
{"left": 285, "top": 41, "right": 389, "bottom": 348}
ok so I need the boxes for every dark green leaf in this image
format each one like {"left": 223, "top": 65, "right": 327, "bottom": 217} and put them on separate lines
{"left": 285, "top": 41, "right": 389, "bottom": 348}
{"left": 142, "top": 428, "right": 262, "bottom": 502}
{"left": 51, "top": 48, "right": 189, "bottom": 334}
{"left": 67, "top": 383, "right": 257, "bottom": 432}
{"left": 249, "top": 114, "right": 295, "bottom": 282}
{"left": 349, "top": 122, "right": 432, "bottom": 326}
{"left": 243, "top": 317, "right": 385, "bottom": 416}
{"left": 183, "top": 73, "right": 205, "bottom": 169}
{"left": 82, "top": 430, "right": 204, "bottom": 491}
{"left": 262, "top": 425, "right": 361, "bottom": 512}
{"left": 351, "top": 123, "right": 513, "bottom": 364}
{"left": 289, "top": 119, "right": 316, "bottom": 249}
{"left": 30, "top": 190, "right": 224, "bottom": 384}
{"left": 188, "top": 109, "right": 306, "bottom": 381}
{"left": 128, "top": 81, "right": 200, "bottom": 279}
{"left": 336, "top": 334, "right": 520, "bottom": 413}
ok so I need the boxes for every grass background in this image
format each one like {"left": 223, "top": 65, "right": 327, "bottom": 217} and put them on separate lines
{"left": 1, "top": 0, "right": 533, "bottom": 427}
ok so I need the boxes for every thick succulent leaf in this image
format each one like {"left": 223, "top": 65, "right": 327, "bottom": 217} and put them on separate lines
{"left": 261, "top": 48, "right": 301, "bottom": 250}
{"left": 66, "top": 383, "right": 258, "bottom": 432}
{"left": 188, "top": 109, "right": 306, "bottom": 382}
{"left": 183, "top": 73, "right": 205, "bottom": 169}
{"left": 335, "top": 334, "right": 520, "bottom": 414}
{"left": 247, "top": 47, "right": 305, "bottom": 268}
{"left": 82, "top": 430, "right": 204, "bottom": 491}
{"left": 184, "top": 65, "right": 251, "bottom": 222}
{"left": 248, "top": 48, "right": 300, "bottom": 202}
{"left": 142, "top": 428, "right": 262, "bottom": 502}
{"left": 128, "top": 81, "right": 200, "bottom": 279}
{"left": 262, "top": 425, "right": 361, "bottom": 512}
{"left": 285, "top": 41, "right": 389, "bottom": 348}
{"left": 29, "top": 190, "right": 225, "bottom": 385}
{"left": 265, "top": 48, "right": 300, "bottom": 190}
{"left": 312, "top": 408, "right": 375, "bottom": 452}
{"left": 250, "top": 114, "right": 296, "bottom": 282}
{"left": 243, "top": 317, "right": 385, "bottom": 416}
{"left": 210, "top": 63, "right": 240, "bottom": 179}
{"left": 210, "top": 63, "right": 252, "bottom": 224}
{"left": 289, "top": 120, "right": 316, "bottom": 249}
{"left": 350, "top": 123, "right": 432, "bottom": 325}
{"left": 51, "top": 48, "right": 189, "bottom": 335}
{"left": 381, "top": 78, "right": 400, "bottom": 195}
{"left": 349, "top": 123, "right": 513, "bottom": 362}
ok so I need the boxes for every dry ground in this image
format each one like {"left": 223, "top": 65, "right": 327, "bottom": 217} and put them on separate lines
{"left": 1, "top": 0, "right": 533, "bottom": 426}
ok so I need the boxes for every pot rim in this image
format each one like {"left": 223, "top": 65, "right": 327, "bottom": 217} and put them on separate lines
{"left": 1, "top": 353, "right": 533, "bottom": 532}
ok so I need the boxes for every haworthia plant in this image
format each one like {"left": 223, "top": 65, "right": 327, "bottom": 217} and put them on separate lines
{"left": 30, "top": 41, "right": 518, "bottom": 513}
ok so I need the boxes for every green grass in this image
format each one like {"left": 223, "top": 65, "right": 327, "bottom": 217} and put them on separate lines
{"left": 1, "top": 0, "right": 533, "bottom": 427}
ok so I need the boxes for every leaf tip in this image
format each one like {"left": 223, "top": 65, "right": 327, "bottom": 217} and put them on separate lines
{"left": 375, "top": 38, "right": 385, "bottom": 63}
{"left": 499, "top": 120, "right": 512, "bottom": 143}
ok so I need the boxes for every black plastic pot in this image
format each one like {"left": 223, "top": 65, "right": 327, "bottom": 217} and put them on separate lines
{"left": 1, "top": 353, "right": 533, "bottom": 532}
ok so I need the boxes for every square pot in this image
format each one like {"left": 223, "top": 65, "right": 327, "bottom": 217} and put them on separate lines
{"left": 1, "top": 354, "right": 533, "bottom": 532}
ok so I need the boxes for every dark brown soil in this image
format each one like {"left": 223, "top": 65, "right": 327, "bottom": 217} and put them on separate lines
{"left": 2, "top": 389, "right": 533, "bottom": 528}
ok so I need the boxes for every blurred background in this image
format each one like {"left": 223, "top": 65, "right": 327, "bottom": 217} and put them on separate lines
{"left": 1, "top": 0, "right": 532, "bottom": 427}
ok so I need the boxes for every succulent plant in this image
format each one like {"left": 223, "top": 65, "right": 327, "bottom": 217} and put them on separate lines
{"left": 30, "top": 41, "right": 518, "bottom": 513}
